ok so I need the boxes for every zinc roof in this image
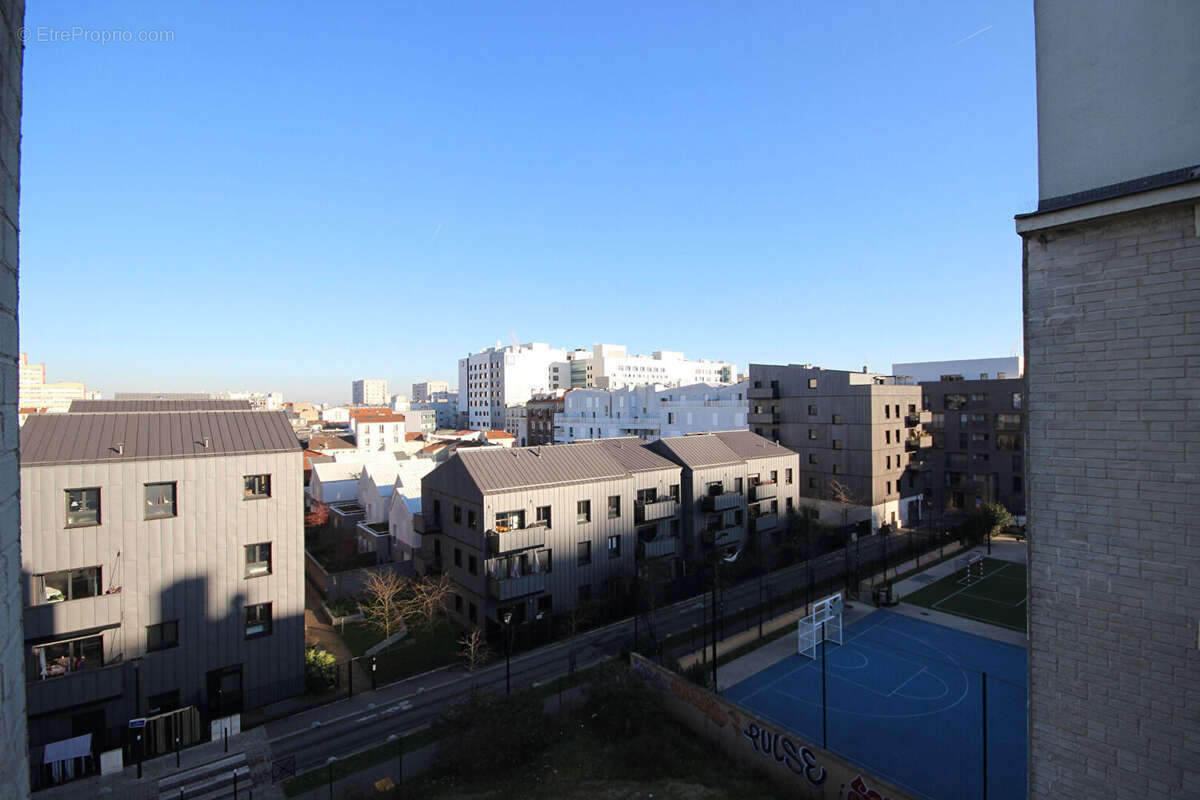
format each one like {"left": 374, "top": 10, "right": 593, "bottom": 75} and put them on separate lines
{"left": 21, "top": 410, "right": 300, "bottom": 466}
{"left": 710, "top": 430, "right": 797, "bottom": 460}
{"left": 455, "top": 437, "right": 678, "bottom": 493}
{"left": 650, "top": 433, "right": 743, "bottom": 468}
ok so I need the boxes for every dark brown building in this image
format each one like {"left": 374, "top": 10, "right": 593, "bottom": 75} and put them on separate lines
{"left": 917, "top": 377, "right": 1025, "bottom": 519}
{"left": 526, "top": 392, "right": 565, "bottom": 446}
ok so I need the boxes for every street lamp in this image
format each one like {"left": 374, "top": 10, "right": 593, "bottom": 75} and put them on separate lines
{"left": 326, "top": 756, "right": 337, "bottom": 800}
{"left": 501, "top": 610, "right": 513, "bottom": 695}
{"left": 387, "top": 733, "right": 403, "bottom": 787}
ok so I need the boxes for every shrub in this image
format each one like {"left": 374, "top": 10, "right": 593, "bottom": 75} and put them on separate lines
{"left": 438, "top": 690, "right": 554, "bottom": 780}
{"left": 305, "top": 646, "right": 338, "bottom": 692}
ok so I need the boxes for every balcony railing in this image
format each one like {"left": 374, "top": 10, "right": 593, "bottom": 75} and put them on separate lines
{"left": 747, "top": 412, "right": 781, "bottom": 425}
{"left": 635, "top": 498, "right": 680, "bottom": 523}
{"left": 413, "top": 514, "right": 440, "bottom": 535}
{"left": 26, "top": 662, "right": 124, "bottom": 715}
{"left": 751, "top": 513, "right": 779, "bottom": 533}
{"left": 702, "top": 492, "right": 743, "bottom": 512}
{"left": 747, "top": 386, "right": 779, "bottom": 400}
{"left": 486, "top": 526, "right": 547, "bottom": 556}
{"left": 488, "top": 572, "right": 547, "bottom": 601}
{"left": 905, "top": 433, "right": 933, "bottom": 451}
{"left": 749, "top": 481, "right": 777, "bottom": 502}
{"left": 905, "top": 410, "right": 932, "bottom": 427}
{"left": 23, "top": 592, "right": 122, "bottom": 640}
{"left": 640, "top": 536, "right": 678, "bottom": 559}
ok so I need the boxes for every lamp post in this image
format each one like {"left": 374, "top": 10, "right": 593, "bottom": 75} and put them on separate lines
{"left": 326, "top": 756, "right": 337, "bottom": 800}
{"left": 501, "top": 610, "right": 513, "bottom": 695}
{"left": 387, "top": 733, "right": 403, "bottom": 787}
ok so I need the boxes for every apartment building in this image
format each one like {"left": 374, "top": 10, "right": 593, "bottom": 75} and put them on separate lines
{"left": 504, "top": 404, "right": 529, "bottom": 447}
{"left": 410, "top": 395, "right": 460, "bottom": 430}
{"left": 458, "top": 342, "right": 567, "bottom": 430}
{"left": 648, "top": 431, "right": 800, "bottom": 563}
{"left": 411, "top": 381, "right": 450, "bottom": 403}
{"left": 18, "top": 401, "right": 304, "bottom": 773}
{"left": 892, "top": 357, "right": 1022, "bottom": 384}
{"left": 916, "top": 378, "right": 1025, "bottom": 519}
{"left": 1, "top": 2, "right": 30, "bottom": 792}
{"left": 748, "top": 364, "right": 926, "bottom": 531}
{"left": 348, "top": 408, "right": 407, "bottom": 451}
{"left": 570, "top": 343, "right": 736, "bottom": 389}
{"left": 418, "top": 438, "right": 683, "bottom": 630}
{"left": 1017, "top": 4, "right": 1200, "bottom": 797}
{"left": 351, "top": 379, "right": 389, "bottom": 407}
{"left": 18, "top": 353, "right": 98, "bottom": 414}
{"left": 526, "top": 390, "right": 566, "bottom": 446}
{"left": 554, "top": 382, "right": 748, "bottom": 443}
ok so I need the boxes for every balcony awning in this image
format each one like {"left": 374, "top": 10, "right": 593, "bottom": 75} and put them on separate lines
{"left": 43, "top": 733, "right": 91, "bottom": 764}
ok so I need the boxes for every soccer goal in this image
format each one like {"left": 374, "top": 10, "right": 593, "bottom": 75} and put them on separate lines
{"left": 957, "top": 553, "right": 985, "bottom": 587}
{"left": 798, "top": 593, "right": 844, "bottom": 659}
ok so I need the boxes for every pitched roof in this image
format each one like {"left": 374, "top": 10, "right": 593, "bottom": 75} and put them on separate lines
{"left": 451, "top": 437, "right": 678, "bottom": 493}
{"left": 307, "top": 434, "right": 357, "bottom": 451}
{"left": 349, "top": 408, "right": 404, "bottom": 422}
{"left": 68, "top": 399, "right": 252, "bottom": 413}
{"left": 405, "top": 432, "right": 424, "bottom": 441}
{"left": 650, "top": 431, "right": 794, "bottom": 468}
{"left": 710, "top": 430, "right": 797, "bottom": 460}
{"left": 21, "top": 410, "right": 300, "bottom": 466}
{"left": 485, "top": 430, "right": 515, "bottom": 439}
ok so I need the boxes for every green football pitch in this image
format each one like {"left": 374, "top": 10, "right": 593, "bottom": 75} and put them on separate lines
{"left": 902, "top": 557, "right": 1027, "bottom": 632}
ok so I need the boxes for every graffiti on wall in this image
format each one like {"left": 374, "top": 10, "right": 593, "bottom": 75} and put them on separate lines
{"left": 841, "top": 774, "right": 894, "bottom": 800}
{"left": 742, "top": 720, "right": 826, "bottom": 786}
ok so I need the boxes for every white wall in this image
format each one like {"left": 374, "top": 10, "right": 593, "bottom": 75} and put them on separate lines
{"left": 891, "top": 357, "right": 1022, "bottom": 384}
{"left": 555, "top": 382, "right": 748, "bottom": 443}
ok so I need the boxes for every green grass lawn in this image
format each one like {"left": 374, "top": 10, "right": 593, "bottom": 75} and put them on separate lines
{"left": 902, "top": 557, "right": 1027, "bottom": 632}
{"left": 339, "top": 614, "right": 465, "bottom": 683}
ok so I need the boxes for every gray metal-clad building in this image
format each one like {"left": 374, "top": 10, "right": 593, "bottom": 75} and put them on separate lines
{"left": 19, "top": 408, "right": 304, "bottom": 764}
{"left": 418, "top": 431, "right": 799, "bottom": 631}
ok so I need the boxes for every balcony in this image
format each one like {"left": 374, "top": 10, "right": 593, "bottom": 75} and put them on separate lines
{"left": 747, "top": 412, "right": 781, "bottom": 425}
{"left": 26, "top": 661, "right": 125, "bottom": 716}
{"left": 748, "top": 385, "right": 779, "bottom": 400}
{"left": 905, "top": 410, "right": 932, "bottom": 427}
{"left": 413, "top": 513, "right": 440, "bottom": 535}
{"left": 750, "top": 513, "right": 779, "bottom": 533}
{"left": 905, "top": 433, "right": 933, "bottom": 452}
{"left": 488, "top": 572, "right": 547, "bottom": 601}
{"left": 486, "top": 525, "right": 547, "bottom": 556}
{"left": 23, "top": 592, "right": 122, "bottom": 640}
{"left": 702, "top": 491, "right": 743, "bottom": 512}
{"left": 749, "top": 481, "right": 777, "bottom": 502}
{"left": 635, "top": 498, "right": 679, "bottom": 524}
{"left": 640, "top": 536, "right": 678, "bottom": 559}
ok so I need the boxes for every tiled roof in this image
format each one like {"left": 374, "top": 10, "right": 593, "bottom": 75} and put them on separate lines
{"left": 349, "top": 408, "right": 404, "bottom": 422}
{"left": 405, "top": 433, "right": 424, "bottom": 441}
{"left": 21, "top": 410, "right": 300, "bottom": 466}
{"left": 454, "top": 437, "right": 678, "bottom": 493}
{"left": 68, "top": 399, "right": 252, "bottom": 413}
{"left": 485, "top": 430, "right": 515, "bottom": 439}
{"left": 307, "top": 435, "right": 357, "bottom": 451}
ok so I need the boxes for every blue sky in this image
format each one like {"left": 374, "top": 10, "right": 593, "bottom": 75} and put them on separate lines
{"left": 18, "top": 2, "right": 1035, "bottom": 404}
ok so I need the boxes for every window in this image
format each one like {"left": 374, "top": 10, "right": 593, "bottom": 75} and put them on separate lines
{"left": 786, "top": 497, "right": 794, "bottom": 512}
{"left": 468, "top": 555, "right": 478, "bottom": 575}
{"left": 1012, "top": 392, "right": 1023, "bottom": 410}
{"left": 577, "top": 541, "right": 592, "bottom": 566}
{"left": 885, "top": 405, "right": 890, "bottom": 419}
{"left": 495, "top": 510, "right": 525, "bottom": 531}
{"left": 944, "top": 394, "right": 967, "bottom": 410}
{"left": 65, "top": 488, "right": 100, "bottom": 527}
{"left": 536, "top": 505, "right": 552, "bottom": 527}
{"left": 808, "top": 477, "right": 817, "bottom": 489}
{"left": 833, "top": 439, "right": 842, "bottom": 450}
{"left": 608, "top": 535, "right": 621, "bottom": 558}
{"left": 997, "top": 434, "right": 1023, "bottom": 451}
{"left": 468, "top": 510, "right": 477, "bottom": 529}
{"left": 454, "top": 548, "right": 462, "bottom": 567}
{"left": 244, "top": 543, "right": 272, "bottom": 578}
{"left": 885, "top": 456, "right": 891, "bottom": 469}
{"left": 607, "top": 495, "right": 621, "bottom": 519}
{"left": 785, "top": 469, "right": 793, "bottom": 484}
{"left": 808, "top": 429, "right": 817, "bottom": 440}
{"left": 885, "top": 431, "right": 891, "bottom": 444}
{"left": 33, "top": 635, "right": 103, "bottom": 680}
{"left": 886, "top": 481, "right": 892, "bottom": 494}
{"left": 244, "top": 603, "right": 272, "bottom": 638}
{"left": 1013, "top": 476, "right": 1024, "bottom": 492}
{"left": 146, "top": 621, "right": 179, "bottom": 652}
{"left": 538, "top": 548, "right": 552, "bottom": 573}
{"left": 243, "top": 474, "right": 271, "bottom": 499}
{"left": 769, "top": 470, "right": 777, "bottom": 483}
{"left": 808, "top": 404, "right": 818, "bottom": 416}
{"left": 469, "top": 602, "right": 477, "bottom": 623}
{"left": 37, "top": 566, "right": 101, "bottom": 603}
{"left": 145, "top": 482, "right": 177, "bottom": 519}
{"left": 577, "top": 500, "right": 591, "bottom": 523}
{"left": 832, "top": 414, "right": 843, "bottom": 424}
{"left": 832, "top": 464, "right": 841, "bottom": 475}
{"left": 734, "top": 477, "right": 744, "bottom": 493}
{"left": 147, "top": 690, "right": 180, "bottom": 715}
{"left": 808, "top": 453, "right": 818, "bottom": 464}
{"left": 808, "top": 378, "right": 818, "bottom": 389}
{"left": 453, "top": 505, "right": 462, "bottom": 524}
{"left": 970, "top": 393, "right": 989, "bottom": 403}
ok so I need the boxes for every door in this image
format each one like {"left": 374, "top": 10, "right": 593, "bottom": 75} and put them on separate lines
{"left": 206, "top": 665, "right": 243, "bottom": 717}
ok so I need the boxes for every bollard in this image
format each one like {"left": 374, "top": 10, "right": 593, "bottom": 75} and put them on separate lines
{"left": 224, "top": 725, "right": 228, "bottom": 753}
{"left": 175, "top": 735, "right": 181, "bottom": 768}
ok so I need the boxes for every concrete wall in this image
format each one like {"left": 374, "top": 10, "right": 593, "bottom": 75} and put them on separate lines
{"left": 1034, "top": 0, "right": 1200, "bottom": 199}
{"left": 0, "top": 0, "right": 28, "bottom": 795}
{"left": 1021, "top": 201, "right": 1200, "bottom": 797}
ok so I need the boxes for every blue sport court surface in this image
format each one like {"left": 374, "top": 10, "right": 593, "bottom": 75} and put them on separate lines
{"left": 723, "top": 609, "right": 1027, "bottom": 800}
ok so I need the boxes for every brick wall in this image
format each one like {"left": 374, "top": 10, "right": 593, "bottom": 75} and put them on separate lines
{"left": 1022, "top": 200, "right": 1200, "bottom": 798}
{"left": 0, "top": 0, "right": 28, "bottom": 796}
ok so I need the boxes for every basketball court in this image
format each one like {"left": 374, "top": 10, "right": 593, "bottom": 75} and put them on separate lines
{"left": 723, "top": 604, "right": 1027, "bottom": 800}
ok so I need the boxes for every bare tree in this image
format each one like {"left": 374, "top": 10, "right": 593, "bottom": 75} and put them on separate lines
{"left": 459, "top": 627, "right": 491, "bottom": 671}
{"left": 828, "top": 479, "right": 857, "bottom": 533}
{"left": 360, "top": 569, "right": 406, "bottom": 641}
{"left": 399, "top": 573, "right": 454, "bottom": 629}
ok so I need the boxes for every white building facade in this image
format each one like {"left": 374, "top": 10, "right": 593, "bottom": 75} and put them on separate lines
{"left": 555, "top": 382, "right": 749, "bottom": 443}
{"left": 573, "top": 344, "right": 736, "bottom": 389}
{"left": 411, "top": 381, "right": 450, "bottom": 403}
{"left": 891, "top": 357, "right": 1023, "bottom": 385}
{"left": 351, "top": 379, "right": 389, "bottom": 407}
{"left": 504, "top": 405, "right": 529, "bottom": 446}
{"left": 458, "top": 343, "right": 568, "bottom": 430}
